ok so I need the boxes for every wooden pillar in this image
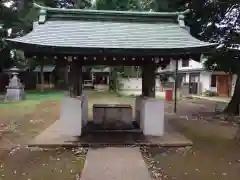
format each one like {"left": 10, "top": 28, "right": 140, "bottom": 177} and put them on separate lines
{"left": 142, "top": 66, "right": 147, "bottom": 96}
{"left": 141, "top": 64, "right": 156, "bottom": 98}
{"left": 36, "top": 72, "right": 38, "bottom": 87}
{"left": 77, "top": 65, "right": 83, "bottom": 96}
{"left": 174, "top": 59, "right": 179, "bottom": 113}
{"left": 65, "top": 65, "right": 69, "bottom": 87}
{"left": 69, "top": 59, "right": 83, "bottom": 97}
{"left": 69, "top": 60, "right": 76, "bottom": 97}
{"left": 49, "top": 73, "right": 52, "bottom": 89}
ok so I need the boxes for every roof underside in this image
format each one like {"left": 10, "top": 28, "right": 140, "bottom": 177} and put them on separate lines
{"left": 7, "top": 3, "right": 217, "bottom": 56}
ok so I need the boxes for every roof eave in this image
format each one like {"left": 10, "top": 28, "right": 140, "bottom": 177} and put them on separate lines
{"left": 6, "top": 39, "right": 217, "bottom": 56}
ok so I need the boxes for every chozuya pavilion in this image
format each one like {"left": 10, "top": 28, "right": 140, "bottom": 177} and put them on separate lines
{"left": 7, "top": 3, "right": 217, "bottom": 139}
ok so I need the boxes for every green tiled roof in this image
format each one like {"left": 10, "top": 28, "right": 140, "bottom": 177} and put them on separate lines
{"left": 7, "top": 3, "right": 217, "bottom": 53}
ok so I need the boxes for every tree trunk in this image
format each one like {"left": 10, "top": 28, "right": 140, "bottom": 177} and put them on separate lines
{"left": 40, "top": 63, "right": 44, "bottom": 92}
{"left": 224, "top": 74, "right": 240, "bottom": 115}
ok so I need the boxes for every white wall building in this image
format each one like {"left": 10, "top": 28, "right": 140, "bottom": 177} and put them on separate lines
{"left": 157, "top": 58, "right": 236, "bottom": 97}
{"left": 92, "top": 58, "right": 236, "bottom": 98}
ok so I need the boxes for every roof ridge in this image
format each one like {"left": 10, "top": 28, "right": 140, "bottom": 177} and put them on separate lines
{"left": 34, "top": 3, "right": 189, "bottom": 25}
{"left": 33, "top": 3, "right": 190, "bottom": 17}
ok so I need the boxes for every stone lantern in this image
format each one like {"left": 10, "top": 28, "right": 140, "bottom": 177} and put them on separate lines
{"left": 5, "top": 66, "right": 25, "bottom": 101}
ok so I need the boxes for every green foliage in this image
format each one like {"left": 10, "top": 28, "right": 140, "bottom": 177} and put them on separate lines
{"left": 0, "top": 0, "right": 93, "bottom": 71}
{"left": 94, "top": 0, "right": 141, "bottom": 11}
{"left": 41, "top": 0, "right": 92, "bottom": 8}
{"left": 126, "top": 0, "right": 141, "bottom": 10}
{"left": 140, "top": 0, "right": 156, "bottom": 11}
{"left": 203, "top": 89, "right": 218, "bottom": 97}
{"left": 140, "top": 0, "right": 187, "bottom": 12}
{"left": 0, "top": 0, "right": 40, "bottom": 71}
{"left": 93, "top": 0, "right": 186, "bottom": 12}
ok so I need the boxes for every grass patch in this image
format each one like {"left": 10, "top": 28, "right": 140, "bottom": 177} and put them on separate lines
{"left": 0, "top": 91, "right": 63, "bottom": 147}
{"left": 0, "top": 91, "right": 64, "bottom": 109}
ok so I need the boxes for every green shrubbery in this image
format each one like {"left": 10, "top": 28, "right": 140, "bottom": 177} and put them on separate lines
{"left": 203, "top": 89, "right": 218, "bottom": 97}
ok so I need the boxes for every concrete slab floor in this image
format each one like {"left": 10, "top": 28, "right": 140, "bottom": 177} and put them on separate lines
{"left": 81, "top": 147, "right": 151, "bottom": 180}
{"left": 29, "top": 118, "right": 192, "bottom": 148}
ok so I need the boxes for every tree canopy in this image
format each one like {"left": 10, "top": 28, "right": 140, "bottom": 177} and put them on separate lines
{"left": 0, "top": 0, "right": 30, "bottom": 70}
{"left": 182, "top": 0, "right": 240, "bottom": 114}
{"left": 185, "top": 0, "right": 240, "bottom": 74}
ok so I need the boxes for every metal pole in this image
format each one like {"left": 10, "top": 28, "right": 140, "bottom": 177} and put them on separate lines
{"left": 174, "top": 59, "right": 178, "bottom": 113}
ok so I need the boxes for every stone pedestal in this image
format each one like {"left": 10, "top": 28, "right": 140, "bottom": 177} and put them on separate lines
{"left": 59, "top": 97, "right": 83, "bottom": 136}
{"left": 140, "top": 98, "right": 164, "bottom": 136}
{"left": 5, "top": 74, "right": 24, "bottom": 101}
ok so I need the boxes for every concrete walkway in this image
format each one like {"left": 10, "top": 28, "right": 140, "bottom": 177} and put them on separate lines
{"left": 190, "top": 95, "right": 230, "bottom": 103}
{"left": 81, "top": 147, "right": 151, "bottom": 180}
{"left": 30, "top": 120, "right": 79, "bottom": 147}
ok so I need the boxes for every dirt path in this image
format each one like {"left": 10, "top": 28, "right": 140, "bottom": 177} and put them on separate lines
{"left": 0, "top": 147, "right": 86, "bottom": 180}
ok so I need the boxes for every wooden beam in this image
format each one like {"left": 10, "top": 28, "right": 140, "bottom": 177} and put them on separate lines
{"left": 23, "top": 53, "right": 195, "bottom": 66}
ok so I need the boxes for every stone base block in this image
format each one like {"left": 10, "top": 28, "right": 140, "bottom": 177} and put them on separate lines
{"left": 5, "top": 88, "right": 25, "bottom": 101}
{"left": 140, "top": 98, "right": 164, "bottom": 136}
{"left": 135, "top": 96, "right": 146, "bottom": 127}
{"left": 92, "top": 104, "right": 133, "bottom": 126}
